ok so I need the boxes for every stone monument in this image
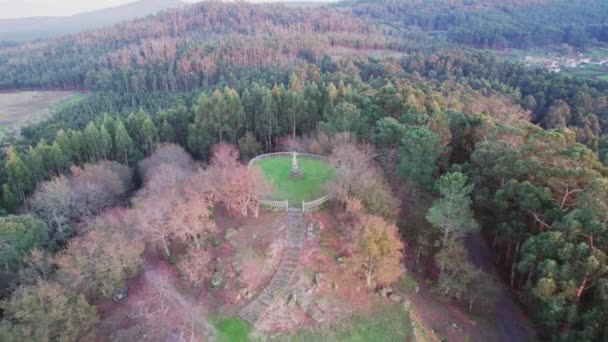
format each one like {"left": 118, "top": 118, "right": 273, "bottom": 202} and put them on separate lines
{"left": 289, "top": 152, "right": 304, "bottom": 178}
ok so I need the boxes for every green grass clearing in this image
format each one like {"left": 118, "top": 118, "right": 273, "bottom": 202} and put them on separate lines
{"left": 279, "top": 304, "right": 413, "bottom": 342}
{"left": 256, "top": 156, "right": 334, "bottom": 204}
{"left": 212, "top": 317, "right": 251, "bottom": 342}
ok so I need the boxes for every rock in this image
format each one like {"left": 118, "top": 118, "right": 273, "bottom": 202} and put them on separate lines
{"left": 402, "top": 299, "right": 411, "bottom": 309}
{"left": 388, "top": 293, "right": 402, "bottom": 303}
{"left": 313, "top": 272, "right": 325, "bottom": 287}
{"left": 225, "top": 228, "right": 238, "bottom": 240}
{"left": 113, "top": 286, "right": 128, "bottom": 302}
{"left": 252, "top": 233, "right": 258, "bottom": 240}
{"left": 286, "top": 293, "right": 298, "bottom": 307}
{"left": 332, "top": 282, "right": 339, "bottom": 290}
{"left": 378, "top": 287, "right": 393, "bottom": 298}
{"left": 308, "top": 304, "right": 325, "bottom": 322}
{"left": 210, "top": 273, "right": 223, "bottom": 289}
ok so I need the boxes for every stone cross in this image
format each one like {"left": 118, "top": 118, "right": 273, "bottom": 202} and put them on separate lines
{"left": 292, "top": 152, "right": 299, "bottom": 171}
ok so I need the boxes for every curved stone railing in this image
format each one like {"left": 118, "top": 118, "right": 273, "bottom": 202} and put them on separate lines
{"left": 260, "top": 199, "right": 289, "bottom": 211}
{"left": 250, "top": 152, "right": 333, "bottom": 211}
{"left": 248, "top": 151, "right": 330, "bottom": 168}
{"left": 302, "top": 194, "right": 331, "bottom": 213}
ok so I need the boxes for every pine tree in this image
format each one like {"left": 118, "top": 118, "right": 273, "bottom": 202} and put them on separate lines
{"left": 25, "top": 147, "right": 45, "bottom": 184}
{"left": 224, "top": 87, "right": 244, "bottom": 143}
{"left": 140, "top": 117, "right": 158, "bottom": 155}
{"left": 54, "top": 130, "right": 73, "bottom": 164}
{"left": 5, "top": 147, "right": 32, "bottom": 205}
{"left": 114, "top": 120, "right": 135, "bottom": 164}
{"left": 159, "top": 118, "right": 175, "bottom": 143}
{"left": 426, "top": 172, "right": 479, "bottom": 246}
{"left": 99, "top": 126, "right": 112, "bottom": 159}
{"left": 2, "top": 184, "right": 20, "bottom": 212}
{"left": 68, "top": 130, "right": 84, "bottom": 164}
{"left": 84, "top": 122, "right": 102, "bottom": 162}
{"left": 101, "top": 113, "right": 116, "bottom": 138}
{"left": 49, "top": 142, "right": 69, "bottom": 175}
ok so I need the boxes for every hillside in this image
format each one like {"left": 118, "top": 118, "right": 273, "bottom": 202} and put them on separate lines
{"left": 0, "top": 0, "right": 185, "bottom": 42}
{"left": 341, "top": 0, "right": 608, "bottom": 49}
{"left": 2, "top": 1, "right": 608, "bottom": 341}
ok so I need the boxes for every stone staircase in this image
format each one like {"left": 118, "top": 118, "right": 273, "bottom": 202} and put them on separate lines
{"left": 238, "top": 208, "right": 304, "bottom": 325}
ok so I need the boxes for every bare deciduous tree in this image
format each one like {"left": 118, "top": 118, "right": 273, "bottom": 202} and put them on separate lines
{"left": 56, "top": 214, "right": 144, "bottom": 298}
{"left": 139, "top": 143, "right": 194, "bottom": 182}
{"left": 177, "top": 246, "right": 213, "bottom": 288}
{"left": 328, "top": 141, "right": 399, "bottom": 220}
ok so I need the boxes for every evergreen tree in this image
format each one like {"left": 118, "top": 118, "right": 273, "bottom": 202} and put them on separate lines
{"left": 114, "top": 120, "right": 135, "bottom": 164}
{"left": 4, "top": 147, "right": 31, "bottom": 205}
{"left": 159, "top": 118, "right": 176, "bottom": 143}
{"left": 99, "top": 126, "right": 112, "bottom": 159}
{"left": 397, "top": 126, "right": 442, "bottom": 190}
{"left": 140, "top": 117, "right": 158, "bottom": 155}
{"left": 224, "top": 87, "right": 244, "bottom": 144}
{"left": 54, "top": 130, "right": 73, "bottom": 164}
{"left": 426, "top": 172, "right": 479, "bottom": 246}
{"left": 24, "top": 147, "right": 45, "bottom": 184}
{"left": 68, "top": 130, "right": 84, "bottom": 164}
{"left": 84, "top": 122, "right": 102, "bottom": 162}
{"left": 49, "top": 142, "right": 70, "bottom": 175}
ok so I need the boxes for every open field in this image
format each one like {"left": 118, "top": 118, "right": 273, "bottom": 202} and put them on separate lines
{"left": 0, "top": 91, "right": 84, "bottom": 140}
{"left": 564, "top": 65, "right": 608, "bottom": 81}
{"left": 492, "top": 46, "right": 608, "bottom": 82}
{"left": 256, "top": 157, "right": 335, "bottom": 204}
{"left": 282, "top": 304, "right": 413, "bottom": 342}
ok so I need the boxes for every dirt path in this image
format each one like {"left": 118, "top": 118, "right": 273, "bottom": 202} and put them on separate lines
{"left": 465, "top": 233, "right": 536, "bottom": 342}
{"left": 143, "top": 258, "right": 216, "bottom": 341}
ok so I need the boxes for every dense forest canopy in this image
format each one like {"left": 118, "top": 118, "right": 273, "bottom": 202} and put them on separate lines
{"left": 1, "top": 0, "right": 608, "bottom": 340}
{"left": 342, "top": 0, "right": 608, "bottom": 48}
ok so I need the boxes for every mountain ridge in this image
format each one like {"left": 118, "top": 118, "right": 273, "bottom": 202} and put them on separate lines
{"left": 0, "top": 0, "right": 186, "bottom": 42}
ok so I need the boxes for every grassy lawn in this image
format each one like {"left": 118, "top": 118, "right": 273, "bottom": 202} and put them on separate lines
{"left": 256, "top": 156, "right": 334, "bottom": 204}
{"left": 212, "top": 317, "right": 251, "bottom": 342}
{"left": 281, "top": 304, "right": 413, "bottom": 342}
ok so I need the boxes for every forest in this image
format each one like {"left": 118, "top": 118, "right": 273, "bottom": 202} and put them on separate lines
{"left": 344, "top": 0, "right": 608, "bottom": 49}
{"left": 1, "top": 0, "right": 608, "bottom": 341}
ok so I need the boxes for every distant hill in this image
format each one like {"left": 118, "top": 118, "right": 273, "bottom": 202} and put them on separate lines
{"left": 0, "top": 0, "right": 185, "bottom": 42}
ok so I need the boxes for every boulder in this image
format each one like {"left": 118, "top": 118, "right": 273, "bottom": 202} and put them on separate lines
{"left": 210, "top": 273, "right": 223, "bottom": 289}
{"left": 313, "top": 272, "right": 325, "bottom": 287}
{"left": 225, "top": 227, "right": 238, "bottom": 240}
{"left": 388, "top": 293, "right": 402, "bottom": 303}
{"left": 378, "top": 287, "right": 393, "bottom": 298}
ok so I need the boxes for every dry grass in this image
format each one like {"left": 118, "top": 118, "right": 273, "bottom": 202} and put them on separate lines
{"left": 0, "top": 91, "right": 83, "bottom": 140}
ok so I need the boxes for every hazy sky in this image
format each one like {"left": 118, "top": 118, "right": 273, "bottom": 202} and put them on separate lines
{"left": 0, "top": 0, "right": 201, "bottom": 19}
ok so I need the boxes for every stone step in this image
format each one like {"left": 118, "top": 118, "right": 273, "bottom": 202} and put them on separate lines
{"left": 238, "top": 210, "right": 305, "bottom": 326}
{"left": 238, "top": 299, "right": 269, "bottom": 325}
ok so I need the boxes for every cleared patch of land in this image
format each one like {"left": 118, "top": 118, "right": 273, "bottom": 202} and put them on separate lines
{"left": 0, "top": 91, "right": 84, "bottom": 140}
{"left": 256, "top": 157, "right": 335, "bottom": 204}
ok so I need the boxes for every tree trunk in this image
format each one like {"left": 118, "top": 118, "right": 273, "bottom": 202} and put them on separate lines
{"left": 510, "top": 241, "right": 520, "bottom": 288}
{"left": 416, "top": 246, "right": 423, "bottom": 264}
{"left": 442, "top": 228, "right": 450, "bottom": 248}
{"left": 366, "top": 269, "right": 374, "bottom": 289}
{"left": 162, "top": 238, "right": 170, "bottom": 257}
{"left": 576, "top": 276, "right": 588, "bottom": 299}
